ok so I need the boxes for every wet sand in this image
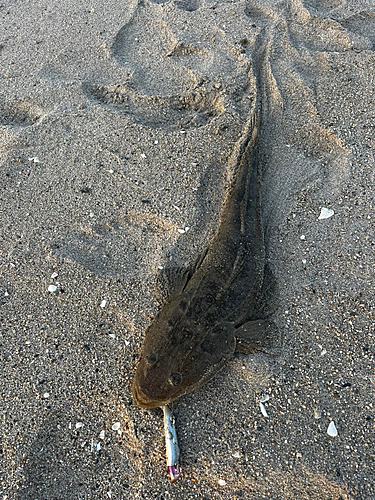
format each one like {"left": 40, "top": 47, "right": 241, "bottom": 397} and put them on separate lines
{"left": 1, "top": 0, "right": 374, "bottom": 498}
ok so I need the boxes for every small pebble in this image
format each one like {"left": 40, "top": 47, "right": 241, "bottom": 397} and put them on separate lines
{"left": 100, "top": 300, "right": 107, "bottom": 308}
{"left": 314, "top": 408, "right": 321, "bottom": 419}
{"left": 48, "top": 285, "right": 57, "bottom": 293}
{"left": 51, "top": 272, "right": 58, "bottom": 279}
{"left": 218, "top": 479, "right": 226, "bottom": 486}
{"left": 112, "top": 422, "right": 121, "bottom": 431}
{"left": 76, "top": 422, "right": 84, "bottom": 429}
{"left": 300, "top": 235, "right": 306, "bottom": 240}
{"left": 43, "top": 392, "right": 50, "bottom": 398}
{"left": 99, "top": 430, "right": 105, "bottom": 439}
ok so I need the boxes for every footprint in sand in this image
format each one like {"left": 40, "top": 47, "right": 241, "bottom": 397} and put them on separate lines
{"left": 84, "top": 1, "right": 254, "bottom": 130}
{"left": 150, "top": 0, "right": 202, "bottom": 11}
{"left": 340, "top": 10, "right": 375, "bottom": 50}
{"left": 51, "top": 214, "right": 176, "bottom": 280}
{"left": 0, "top": 99, "right": 43, "bottom": 127}
{"left": 51, "top": 221, "right": 146, "bottom": 279}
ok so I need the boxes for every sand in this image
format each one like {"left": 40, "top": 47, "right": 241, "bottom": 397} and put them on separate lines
{"left": 1, "top": 0, "right": 375, "bottom": 498}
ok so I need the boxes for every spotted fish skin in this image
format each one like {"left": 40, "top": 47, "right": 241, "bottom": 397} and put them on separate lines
{"left": 133, "top": 114, "right": 264, "bottom": 409}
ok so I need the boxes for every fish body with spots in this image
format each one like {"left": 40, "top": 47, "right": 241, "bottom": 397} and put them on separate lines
{"left": 133, "top": 115, "right": 265, "bottom": 409}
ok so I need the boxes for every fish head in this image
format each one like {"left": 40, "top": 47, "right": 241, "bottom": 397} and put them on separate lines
{"left": 132, "top": 298, "right": 236, "bottom": 409}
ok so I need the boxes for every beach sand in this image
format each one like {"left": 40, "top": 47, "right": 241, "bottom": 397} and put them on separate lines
{"left": 1, "top": 0, "right": 375, "bottom": 498}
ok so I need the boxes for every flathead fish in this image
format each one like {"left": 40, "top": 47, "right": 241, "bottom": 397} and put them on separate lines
{"left": 133, "top": 114, "right": 265, "bottom": 409}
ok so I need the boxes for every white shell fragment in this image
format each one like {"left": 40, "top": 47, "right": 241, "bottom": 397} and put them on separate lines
{"left": 232, "top": 451, "right": 241, "bottom": 458}
{"left": 177, "top": 228, "right": 186, "bottom": 234}
{"left": 51, "top": 272, "right": 58, "bottom": 279}
{"left": 100, "top": 300, "right": 107, "bottom": 308}
{"left": 43, "top": 392, "right": 50, "bottom": 398}
{"left": 76, "top": 422, "right": 84, "bottom": 429}
{"left": 327, "top": 421, "right": 338, "bottom": 437}
{"left": 260, "top": 395, "right": 270, "bottom": 403}
{"left": 218, "top": 479, "right": 226, "bottom": 486}
{"left": 99, "top": 430, "right": 105, "bottom": 439}
{"left": 259, "top": 402, "right": 268, "bottom": 418}
{"left": 97, "top": 442, "right": 101, "bottom": 451}
{"left": 318, "top": 207, "right": 334, "bottom": 220}
{"left": 300, "top": 235, "right": 306, "bottom": 240}
{"left": 48, "top": 285, "right": 57, "bottom": 293}
{"left": 112, "top": 422, "right": 121, "bottom": 431}
{"left": 28, "top": 157, "right": 40, "bottom": 163}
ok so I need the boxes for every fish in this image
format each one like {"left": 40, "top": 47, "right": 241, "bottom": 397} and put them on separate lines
{"left": 132, "top": 113, "right": 265, "bottom": 409}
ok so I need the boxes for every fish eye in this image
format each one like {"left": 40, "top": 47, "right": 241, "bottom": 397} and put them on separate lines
{"left": 169, "top": 373, "right": 182, "bottom": 386}
{"left": 146, "top": 352, "right": 157, "bottom": 366}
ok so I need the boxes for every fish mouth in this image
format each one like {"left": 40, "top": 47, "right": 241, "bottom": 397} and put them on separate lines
{"left": 132, "top": 382, "right": 169, "bottom": 409}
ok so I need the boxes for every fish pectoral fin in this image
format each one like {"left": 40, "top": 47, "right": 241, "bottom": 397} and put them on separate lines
{"left": 158, "top": 247, "right": 210, "bottom": 298}
{"left": 157, "top": 266, "right": 193, "bottom": 300}
{"left": 234, "top": 319, "right": 281, "bottom": 355}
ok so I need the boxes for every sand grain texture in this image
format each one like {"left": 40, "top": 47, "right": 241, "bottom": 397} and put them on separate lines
{"left": 1, "top": 0, "right": 374, "bottom": 498}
